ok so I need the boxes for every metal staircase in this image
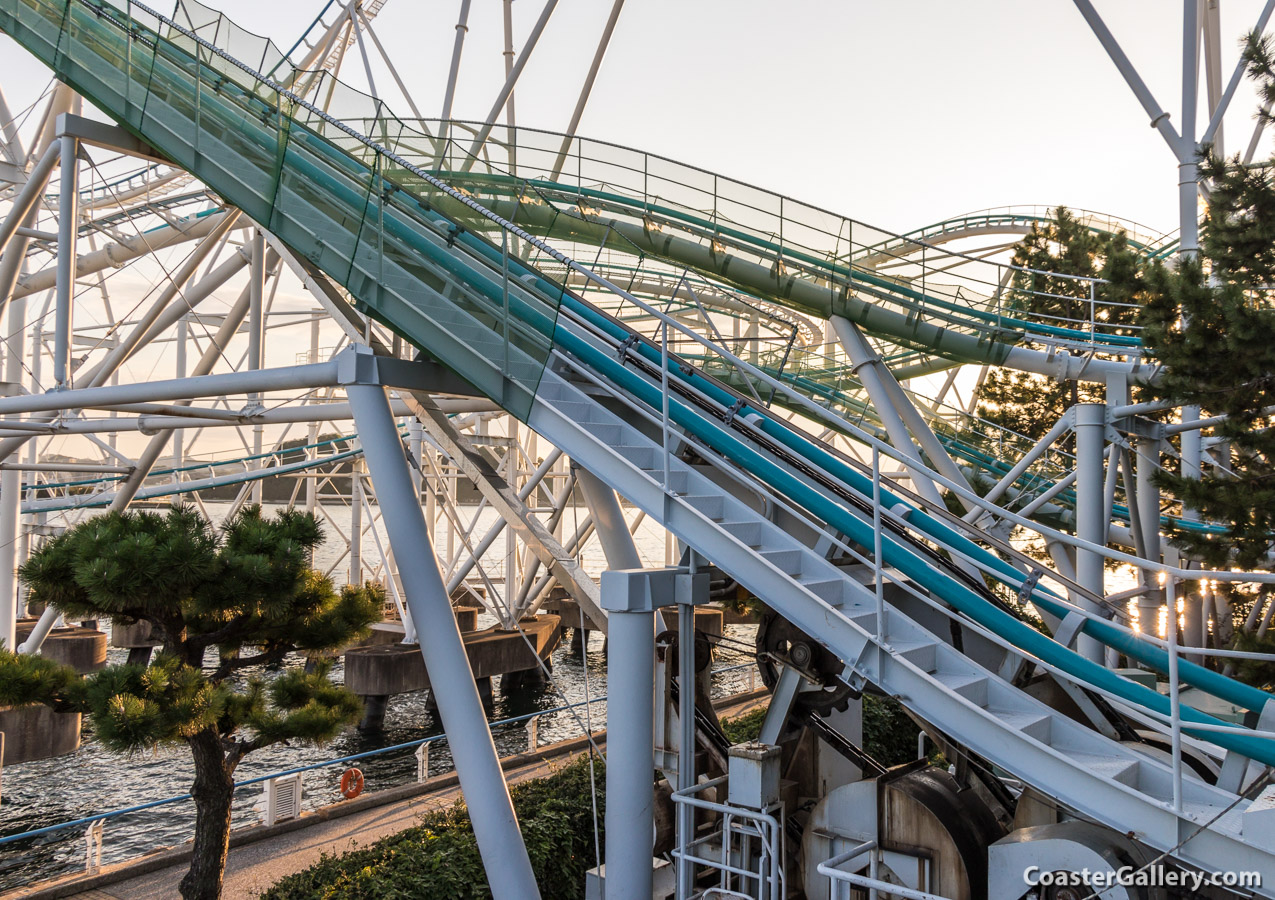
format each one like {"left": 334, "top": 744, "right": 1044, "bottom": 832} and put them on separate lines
{"left": 530, "top": 326, "right": 1275, "bottom": 886}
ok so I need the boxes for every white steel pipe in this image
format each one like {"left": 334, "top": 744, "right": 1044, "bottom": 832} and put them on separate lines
{"left": 439, "top": 0, "right": 472, "bottom": 133}
{"left": 13, "top": 210, "right": 246, "bottom": 301}
{"left": 1201, "top": 0, "right": 1275, "bottom": 145}
{"left": 460, "top": 0, "right": 559, "bottom": 170}
{"left": 969, "top": 416, "right": 1070, "bottom": 515}
{"left": 1071, "top": 0, "right": 1184, "bottom": 155}
{"left": 831, "top": 316, "right": 945, "bottom": 508}
{"left": 17, "top": 603, "right": 57, "bottom": 654}
{"left": 0, "top": 360, "right": 341, "bottom": 416}
{"left": 0, "top": 286, "right": 23, "bottom": 650}
{"left": 1073, "top": 404, "right": 1107, "bottom": 663}
{"left": 548, "top": 0, "right": 625, "bottom": 182}
{"left": 88, "top": 212, "right": 243, "bottom": 387}
{"left": 576, "top": 466, "right": 642, "bottom": 570}
{"left": 0, "top": 143, "right": 59, "bottom": 255}
{"left": 444, "top": 448, "right": 563, "bottom": 595}
{"left": 53, "top": 134, "right": 78, "bottom": 387}
{"left": 348, "top": 378, "right": 540, "bottom": 899}
{"left": 108, "top": 277, "right": 256, "bottom": 511}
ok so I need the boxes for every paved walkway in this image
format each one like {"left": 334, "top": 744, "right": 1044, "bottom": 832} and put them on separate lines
{"left": 9, "top": 690, "right": 767, "bottom": 900}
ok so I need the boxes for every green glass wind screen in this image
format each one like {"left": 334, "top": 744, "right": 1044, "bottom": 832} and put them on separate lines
{"left": 0, "top": 0, "right": 565, "bottom": 420}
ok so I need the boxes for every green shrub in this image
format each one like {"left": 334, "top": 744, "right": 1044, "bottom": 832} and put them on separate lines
{"left": 260, "top": 754, "right": 605, "bottom": 900}
{"left": 863, "top": 694, "right": 922, "bottom": 767}
{"left": 719, "top": 706, "right": 767, "bottom": 744}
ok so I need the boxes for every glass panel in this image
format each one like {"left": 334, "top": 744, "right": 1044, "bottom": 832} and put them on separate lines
{"left": 0, "top": 0, "right": 563, "bottom": 421}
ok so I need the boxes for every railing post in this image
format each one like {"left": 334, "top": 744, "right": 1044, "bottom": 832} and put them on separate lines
{"left": 872, "top": 447, "right": 885, "bottom": 651}
{"left": 1166, "top": 575, "right": 1184, "bottom": 813}
{"left": 661, "top": 319, "right": 671, "bottom": 492}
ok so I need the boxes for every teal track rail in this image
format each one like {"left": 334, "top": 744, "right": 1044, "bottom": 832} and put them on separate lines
{"left": 3, "top": 0, "right": 1272, "bottom": 768}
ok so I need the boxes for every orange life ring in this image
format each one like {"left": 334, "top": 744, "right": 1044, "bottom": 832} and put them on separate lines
{"left": 339, "top": 767, "right": 365, "bottom": 799}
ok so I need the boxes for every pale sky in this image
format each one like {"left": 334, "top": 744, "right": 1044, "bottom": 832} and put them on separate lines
{"left": 2, "top": 1, "right": 1270, "bottom": 239}
{"left": 0, "top": 0, "right": 1269, "bottom": 468}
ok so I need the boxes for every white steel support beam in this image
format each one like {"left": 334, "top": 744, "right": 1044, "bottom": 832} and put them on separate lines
{"left": 86, "top": 249, "right": 250, "bottom": 387}
{"left": 0, "top": 278, "right": 24, "bottom": 650}
{"left": 0, "top": 85, "right": 21, "bottom": 164}
{"left": 172, "top": 317, "right": 187, "bottom": 482}
{"left": 249, "top": 229, "right": 265, "bottom": 505}
{"left": 601, "top": 568, "right": 662, "bottom": 900}
{"left": 53, "top": 133, "right": 78, "bottom": 387}
{"left": 0, "top": 143, "right": 59, "bottom": 255}
{"left": 0, "top": 359, "right": 341, "bottom": 416}
{"left": 1071, "top": 0, "right": 1185, "bottom": 156}
{"left": 831, "top": 316, "right": 946, "bottom": 508}
{"left": 502, "top": 0, "right": 516, "bottom": 138}
{"left": 355, "top": 8, "right": 422, "bottom": 118}
{"left": 400, "top": 389, "right": 605, "bottom": 631}
{"left": 89, "top": 211, "right": 243, "bottom": 384}
{"left": 13, "top": 209, "right": 246, "bottom": 302}
{"left": 460, "top": 0, "right": 559, "bottom": 170}
{"left": 1134, "top": 432, "right": 1164, "bottom": 635}
{"left": 1073, "top": 404, "right": 1108, "bottom": 663}
{"left": 968, "top": 416, "right": 1070, "bottom": 517}
{"left": 350, "top": 464, "right": 362, "bottom": 583}
{"left": 0, "top": 397, "right": 493, "bottom": 437}
{"left": 577, "top": 465, "right": 642, "bottom": 570}
{"left": 439, "top": 0, "right": 473, "bottom": 142}
{"left": 107, "top": 277, "right": 257, "bottom": 512}
{"left": 348, "top": 376, "right": 541, "bottom": 900}
{"left": 1180, "top": 0, "right": 1201, "bottom": 255}
{"left": 83, "top": 211, "right": 244, "bottom": 387}
{"left": 0, "top": 248, "right": 254, "bottom": 467}
{"left": 548, "top": 0, "right": 625, "bottom": 182}
{"left": 444, "top": 448, "right": 563, "bottom": 612}
{"left": 349, "top": 7, "right": 378, "bottom": 101}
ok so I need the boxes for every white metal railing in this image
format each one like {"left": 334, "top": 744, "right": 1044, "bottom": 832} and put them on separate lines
{"left": 817, "top": 838, "right": 956, "bottom": 900}
{"left": 671, "top": 775, "right": 785, "bottom": 900}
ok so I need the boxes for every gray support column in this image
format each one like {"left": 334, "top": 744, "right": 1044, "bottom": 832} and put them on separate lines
{"left": 601, "top": 568, "right": 666, "bottom": 900}
{"left": 439, "top": 0, "right": 473, "bottom": 147}
{"left": 171, "top": 317, "right": 187, "bottom": 488}
{"left": 0, "top": 286, "right": 24, "bottom": 649}
{"left": 830, "top": 316, "right": 945, "bottom": 508}
{"left": 1073, "top": 404, "right": 1107, "bottom": 662}
{"left": 1134, "top": 433, "right": 1163, "bottom": 635}
{"left": 53, "top": 134, "right": 78, "bottom": 388}
{"left": 106, "top": 282, "right": 255, "bottom": 514}
{"left": 350, "top": 464, "right": 362, "bottom": 585}
{"left": 577, "top": 466, "right": 641, "bottom": 569}
{"left": 349, "top": 379, "right": 540, "bottom": 899}
{"left": 306, "top": 313, "right": 321, "bottom": 514}
{"left": 249, "top": 229, "right": 265, "bottom": 505}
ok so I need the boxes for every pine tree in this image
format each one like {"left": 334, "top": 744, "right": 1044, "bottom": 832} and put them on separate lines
{"left": 1126, "top": 30, "right": 1275, "bottom": 679}
{"left": 976, "top": 208, "right": 1143, "bottom": 442}
{"left": 0, "top": 507, "right": 382, "bottom": 900}
{"left": 1135, "top": 31, "right": 1275, "bottom": 574}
